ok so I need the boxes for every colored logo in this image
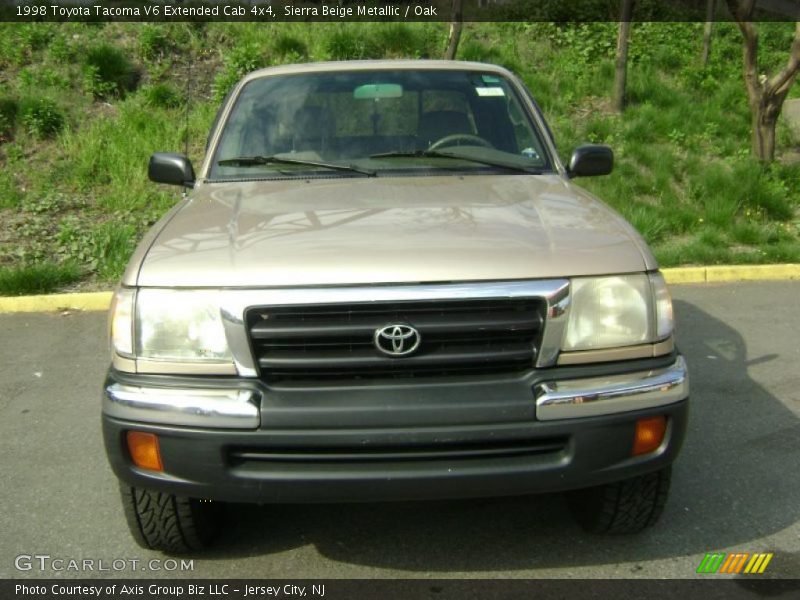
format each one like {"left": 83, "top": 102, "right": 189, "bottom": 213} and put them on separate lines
{"left": 696, "top": 552, "right": 773, "bottom": 574}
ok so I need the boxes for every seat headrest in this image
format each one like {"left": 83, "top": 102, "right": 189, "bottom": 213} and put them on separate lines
{"left": 418, "top": 110, "right": 473, "bottom": 146}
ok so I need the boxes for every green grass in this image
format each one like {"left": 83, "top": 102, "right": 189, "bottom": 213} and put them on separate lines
{"left": 0, "top": 21, "right": 798, "bottom": 294}
{"left": 18, "top": 97, "right": 65, "bottom": 138}
{"left": 0, "top": 170, "right": 23, "bottom": 208}
{"left": 82, "top": 43, "right": 138, "bottom": 99}
{"left": 0, "top": 263, "right": 82, "bottom": 295}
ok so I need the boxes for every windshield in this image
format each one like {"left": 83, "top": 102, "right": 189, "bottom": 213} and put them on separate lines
{"left": 209, "top": 69, "right": 553, "bottom": 179}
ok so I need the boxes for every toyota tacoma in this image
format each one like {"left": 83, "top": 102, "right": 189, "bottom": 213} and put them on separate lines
{"left": 103, "top": 60, "right": 689, "bottom": 553}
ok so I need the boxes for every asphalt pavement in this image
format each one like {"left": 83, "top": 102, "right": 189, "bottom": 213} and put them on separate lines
{"left": 1, "top": 281, "right": 798, "bottom": 580}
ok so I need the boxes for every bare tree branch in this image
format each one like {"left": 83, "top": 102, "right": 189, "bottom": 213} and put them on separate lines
{"left": 738, "top": 19, "right": 762, "bottom": 103}
{"left": 765, "top": 22, "right": 800, "bottom": 96}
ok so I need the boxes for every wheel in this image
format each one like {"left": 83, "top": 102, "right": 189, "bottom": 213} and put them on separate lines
{"left": 428, "top": 133, "right": 494, "bottom": 150}
{"left": 119, "top": 483, "right": 221, "bottom": 553}
{"left": 567, "top": 466, "right": 672, "bottom": 534}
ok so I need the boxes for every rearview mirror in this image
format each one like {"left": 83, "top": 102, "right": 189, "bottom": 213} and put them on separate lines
{"left": 568, "top": 144, "right": 614, "bottom": 177}
{"left": 353, "top": 83, "right": 403, "bottom": 100}
{"left": 148, "top": 152, "right": 195, "bottom": 187}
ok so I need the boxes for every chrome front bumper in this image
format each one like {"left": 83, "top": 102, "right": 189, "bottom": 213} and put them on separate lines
{"left": 534, "top": 356, "right": 688, "bottom": 420}
{"left": 103, "top": 384, "right": 261, "bottom": 429}
{"left": 104, "top": 356, "right": 687, "bottom": 429}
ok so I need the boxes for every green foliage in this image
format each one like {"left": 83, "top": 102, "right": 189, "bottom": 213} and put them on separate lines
{"left": 142, "top": 83, "right": 184, "bottom": 109}
{"left": 19, "top": 98, "right": 65, "bottom": 138}
{"left": 626, "top": 65, "right": 682, "bottom": 110}
{"left": 0, "top": 171, "right": 23, "bottom": 209}
{"left": 20, "top": 190, "right": 76, "bottom": 215}
{"left": 0, "top": 96, "right": 18, "bottom": 140}
{"left": 62, "top": 101, "right": 187, "bottom": 207}
{"left": 690, "top": 162, "right": 794, "bottom": 224}
{"left": 371, "top": 23, "right": 426, "bottom": 58}
{"left": 621, "top": 204, "right": 668, "bottom": 244}
{"left": 212, "top": 42, "right": 268, "bottom": 102}
{"left": 139, "top": 25, "right": 173, "bottom": 61}
{"left": 18, "top": 65, "right": 70, "bottom": 90}
{"left": 56, "top": 217, "right": 138, "bottom": 279}
{"left": 17, "top": 24, "right": 57, "bottom": 53}
{"left": 0, "top": 26, "right": 42, "bottom": 67}
{"left": 1, "top": 21, "right": 798, "bottom": 288}
{"left": 82, "top": 43, "right": 138, "bottom": 99}
{"left": 324, "top": 29, "right": 377, "bottom": 60}
{"left": 0, "top": 263, "right": 82, "bottom": 296}
{"left": 458, "top": 39, "right": 520, "bottom": 73}
{"left": 545, "top": 23, "right": 617, "bottom": 61}
{"left": 47, "top": 33, "right": 78, "bottom": 63}
{"left": 458, "top": 40, "right": 503, "bottom": 64}
{"left": 272, "top": 33, "right": 308, "bottom": 59}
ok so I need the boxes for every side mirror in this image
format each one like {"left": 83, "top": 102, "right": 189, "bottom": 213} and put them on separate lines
{"left": 148, "top": 152, "right": 195, "bottom": 188}
{"left": 568, "top": 144, "right": 614, "bottom": 177}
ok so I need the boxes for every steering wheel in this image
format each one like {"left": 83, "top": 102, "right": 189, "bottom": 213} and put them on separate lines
{"left": 428, "top": 133, "right": 494, "bottom": 151}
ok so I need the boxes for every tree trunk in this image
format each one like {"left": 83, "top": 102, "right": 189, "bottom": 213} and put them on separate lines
{"left": 726, "top": 1, "right": 800, "bottom": 162}
{"left": 751, "top": 94, "right": 788, "bottom": 162}
{"left": 754, "top": 112, "right": 777, "bottom": 162}
{"left": 444, "top": 0, "right": 463, "bottom": 60}
{"left": 701, "top": 0, "right": 716, "bottom": 67}
{"left": 613, "top": 0, "right": 634, "bottom": 113}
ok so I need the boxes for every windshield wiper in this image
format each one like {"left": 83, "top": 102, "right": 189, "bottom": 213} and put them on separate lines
{"left": 370, "top": 150, "right": 542, "bottom": 174}
{"left": 218, "top": 155, "right": 375, "bottom": 177}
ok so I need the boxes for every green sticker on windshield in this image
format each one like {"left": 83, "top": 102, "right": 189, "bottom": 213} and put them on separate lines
{"left": 482, "top": 75, "right": 501, "bottom": 83}
{"left": 476, "top": 87, "right": 505, "bottom": 97}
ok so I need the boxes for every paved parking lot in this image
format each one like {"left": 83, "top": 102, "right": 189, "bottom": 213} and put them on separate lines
{"left": 1, "top": 281, "right": 798, "bottom": 579}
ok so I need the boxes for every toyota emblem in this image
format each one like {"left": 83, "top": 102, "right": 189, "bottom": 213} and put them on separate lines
{"left": 374, "top": 324, "right": 421, "bottom": 357}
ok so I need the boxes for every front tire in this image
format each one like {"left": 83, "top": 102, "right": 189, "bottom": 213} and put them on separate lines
{"left": 119, "top": 484, "right": 221, "bottom": 553}
{"left": 567, "top": 466, "right": 672, "bottom": 534}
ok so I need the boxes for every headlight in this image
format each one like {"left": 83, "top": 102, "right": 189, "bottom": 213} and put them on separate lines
{"left": 563, "top": 273, "right": 673, "bottom": 352}
{"left": 135, "top": 289, "right": 233, "bottom": 362}
{"left": 651, "top": 271, "right": 674, "bottom": 340}
{"left": 109, "top": 287, "right": 135, "bottom": 358}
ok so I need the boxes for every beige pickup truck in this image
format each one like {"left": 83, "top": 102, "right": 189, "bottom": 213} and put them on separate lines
{"left": 103, "top": 60, "right": 689, "bottom": 553}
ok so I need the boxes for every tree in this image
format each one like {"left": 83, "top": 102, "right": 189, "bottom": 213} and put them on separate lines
{"left": 613, "top": 0, "right": 635, "bottom": 112}
{"left": 726, "top": 0, "right": 800, "bottom": 162}
{"left": 444, "top": 0, "right": 463, "bottom": 60}
{"left": 701, "top": 0, "right": 716, "bottom": 67}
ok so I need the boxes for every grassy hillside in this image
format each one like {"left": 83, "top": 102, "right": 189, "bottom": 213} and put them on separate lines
{"left": 0, "top": 21, "right": 798, "bottom": 294}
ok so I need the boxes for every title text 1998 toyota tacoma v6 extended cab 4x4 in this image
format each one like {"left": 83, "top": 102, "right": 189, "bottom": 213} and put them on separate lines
{"left": 103, "top": 60, "right": 688, "bottom": 553}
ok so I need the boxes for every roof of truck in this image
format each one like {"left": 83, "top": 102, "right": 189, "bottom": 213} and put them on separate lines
{"left": 241, "top": 59, "right": 514, "bottom": 83}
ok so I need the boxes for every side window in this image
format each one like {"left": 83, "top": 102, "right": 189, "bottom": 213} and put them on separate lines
{"left": 507, "top": 96, "right": 543, "bottom": 160}
{"left": 214, "top": 94, "right": 254, "bottom": 158}
{"left": 519, "top": 82, "right": 556, "bottom": 149}
{"left": 206, "top": 90, "right": 233, "bottom": 152}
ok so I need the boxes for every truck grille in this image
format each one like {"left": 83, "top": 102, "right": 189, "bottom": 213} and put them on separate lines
{"left": 246, "top": 298, "right": 545, "bottom": 383}
{"left": 228, "top": 437, "right": 568, "bottom": 465}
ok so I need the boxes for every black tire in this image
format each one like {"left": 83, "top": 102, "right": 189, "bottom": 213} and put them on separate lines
{"left": 119, "top": 483, "right": 221, "bottom": 553}
{"left": 567, "top": 466, "right": 672, "bottom": 534}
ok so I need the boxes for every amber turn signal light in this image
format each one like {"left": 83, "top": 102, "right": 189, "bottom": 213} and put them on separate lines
{"left": 632, "top": 416, "right": 667, "bottom": 456}
{"left": 126, "top": 431, "right": 164, "bottom": 472}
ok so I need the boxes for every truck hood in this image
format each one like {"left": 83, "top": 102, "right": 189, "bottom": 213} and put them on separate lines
{"left": 132, "top": 175, "right": 653, "bottom": 287}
